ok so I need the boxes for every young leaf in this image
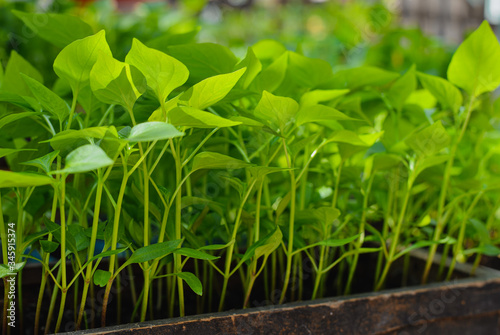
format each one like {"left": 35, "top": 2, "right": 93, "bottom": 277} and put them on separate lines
{"left": 252, "top": 52, "right": 288, "bottom": 93}
{"left": 417, "top": 72, "right": 462, "bottom": 113}
{"left": 180, "top": 68, "right": 246, "bottom": 110}
{"left": 447, "top": 21, "right": 500, "bottom": 97}
{"left": 12, "top": 11, "right": 93, "bottom": 48}
{"left": 0, "top": 112, "right": 41, "bottom": 130}
{"left": 327, "top": 130, "right": 369, "bottom": 146}
{"left": 253, "top": 227, "right": 282, "bottom": 260}
{"left": 93, "top": 269, "right": 111, "bottom": 287}
{"left": 165, "top": 43, "right": 238, "bottom": 83}
{"left": 0, "top": 171, "right": 54, "bottom": 188}
{"left": 300, "top": 89, "right": 350, "bottom": 108}
{"left": 21, "top": 74, "right": 69, "bottom": 122}
{"left": 176, "top": 272, "right": 203, "bottom": 296}
{"left": 54, "top": 31, "right": 112, "bottom": 95}
{"left": 169, "top": 106, "right": 241, "bottom": 128}
{"left": 199, "top": 239, "right": 235, "bottom": 251}
{"left": 122, "top": 240, "right": 182, "bottom": 267}
{"left": 296, "top": 104, "right": 355, "bottom": 126}
{"left": 287, "top": 51, "right": 333, "bottom": 88}
{"left": 52, "top": 144, "right": 113, "bottom": 174}
{"left": 327, "top": 66, "right": 399, "bottom": 89}
{"left": 40, "top": 240, "right": 59, "bottom": 253}
{"left": 385, "top": 65, "right": 416, "bottom": 111}
{"left": 2, "top": 51, "right": 43, "bottom": 96}
{"left": 406, "top": 121, "right": 450, "bottom": 157}
{"left": 125, "top": 39, "right": 189, "bottom": 104}
{"left": 254, "top": 90, "right": 299, "bottom": 132}
{"left": 173, "top": 248, "right": 219, "bottom": 261}
{"left": 0, "top": 263, "right": 25, "bottom": 279}
{"left": 127, "top": 122, "right": 184, "bottom": 142}
{"left": 0, "top": 148, "right": 36, "bottom": 159}
{"left": 318, "top": 234, "right": 359, "bottom": 247}
{"left": 235, "top": 47, "right": 262, "bottom": 89}
{"left": 90, "top": 53, "right": 145, "bottom": 110}
{"left": 191, "top": 152, "right": 251, "bottom": 171}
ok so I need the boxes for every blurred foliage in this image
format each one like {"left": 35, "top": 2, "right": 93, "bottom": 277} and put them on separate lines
{"left": 0, "top": 0, "right": 454, "bottom": 84}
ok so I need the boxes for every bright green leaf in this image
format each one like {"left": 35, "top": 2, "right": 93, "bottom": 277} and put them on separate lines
{"left": 181, "top": 68, "right": 246, "bottom": 110}
{"left": 93, "top": 269, "right": 111, "bottom": 287}
{"left": 192, "top": 152, "right": 250, "bottom": 171}
{"left": 173, "top": 248, "right": 219, "bottom": 261}
{"left": 2, "top": 51, "right": 43, "bottom": 96}
{"left": 169, "top": 106, "right": 241, "bottom": 128}
{"left": 21, "top": 74, "right": 69, "bottom": 122}
{"left": 122, "top": 240, "right": 182, "bottom": 267}
{"left": 52, "top": 144, "right": 113, "bottom": 174}
{"left": 176, "top": 272, "right": 203, "bottom": 296}
{"left": 417, "top": 72, "right": 462, "bottom": 113}
{"left": 54, "top": 31, "right": 112, "bottom": 95}
{"left": 296, "top": 104, "right": 355, "bottom": 126}
{"left": 386, "top": 65, "right": 416, "bottom": 111}
{"left": 127, "top": 122, "right": 184, "bottom": 142}
{"left": 447, "top": 21, "right": 500, "bottom": 97}
{"left": 0, "top": 171, "right": 54, "bottom": 188}
{"left": 254, "top": 90, "right": 299, "bottom": 132}
{"left": 13, "top": 11, "right": 93, "bottom": 48}
{"left": 126, "top": 38, "right": 189, "bottom": 104}
{"left": 406, "top": 121, "right": 450, "bottom": 157}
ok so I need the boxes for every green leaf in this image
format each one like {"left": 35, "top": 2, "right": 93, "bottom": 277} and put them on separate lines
{"left": 90, "top": 53, "right": 146, "bottom": 110}
{"left": 300, "top": 89, "right": 349, "bottom": 108}
{"left": 327, "top": 130, "right": 369, "bottom": 146}
{"left": 0, "top": 148, "right": 36, "bottom": 159}
{"left": 386, "top": 65, "right": 416, "bottom": 111}
{"left": 191, "top": 152, "right": 251, "bottom": 171}
{"left": 0, "top": 93, "right": 40, "bottom": 112}
{"left": 0, "top": 112, "right": 40, "bottom": 130}
{"left": 238, "top": 227, "right": 281, "bottom": 266}
{"left": 406, "top": 121, "right": 450, "bottom": 157}
{"left": 54, "top": 30, "right": 112, "bottom": 95}
{"left": 254, "top": 227, "right": 282, "bottom": 260}
{"left": 52, "top": 144, "right": 113, "bottom": 174}
{"left": 199, "top": 240, "right": 234, "bottom": 251}
{"left": 126, "top": 38, "right": 189, "bottom": 104}
{"left": 328, "top": 66, "right": 399, "bottom": 89}
{"left": 176, "top": 272, "right": 203, "bottom": 296}
{"left": 318, "top": 234, "right": 359, "bottom": 247}
{"left": 394, "top": 238, "right": 454, "bottom": 260}
{"left": 166, "top": 43, "right": 238, "bottom": 83}
{"left": 13, "top": 11, "right": 93, "bottom": 48}
{"left": 40, "top": 240, "right": 59, "bottom": 253}
{"left": 47, "top": 127, "right": 109, "bottom": 152}
{"left": 0, "top": 263, "right": 25, "bottom": 279}
{"left": 414, "top": 155, "right": 450, "bottom": 180}
{"left": 2, "top": 51, "right": 43, "bottom": 96}
{"left": 122, "top": 240, "right": 182, "bottom": 267}
{"left": 169, "top": 106, "right": 241, "bottom": 128}
{"left": 296, "top": 104, "right": 355, "bottom": 126}
{"left": 0, "top": 171, "right": 54, "bottom": 188}
{"left": 252, "top": 52, "right": 288, "bottom": 93}
{"left": 448, "top": 21, "right": 500, "bottom": 97}
{"left": 127, "top": 122, "right": 184, "bottom": 142}
{"left": 235, "top": 47, "right": 262, "bottom": 89}
{"left": 180, "top": 68, "right": 246, "bottom": 110}
{"left": 463, "top": 244, "right": 500, "bottom": 257}
{"left": 173, "top": 248, "right": 219, "bottom": 261}
{"left": 254, "top": 91, "right": 299, "bottom": 132}
{"left": 93, "top": 269, "right": 111, "bottom": 287}
{"left": 21, "top": 74, "right": 69, "bottom": 122}
{"left": 417, "top": 72, "right": 462, "bottom": 113}
{"left": 287, "top": 52, "right": 333, "bottom": 88}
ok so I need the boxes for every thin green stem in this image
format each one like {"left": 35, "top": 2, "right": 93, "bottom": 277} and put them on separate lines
{"left": 279, "top": 138, "right": 296, "bottom": 304}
